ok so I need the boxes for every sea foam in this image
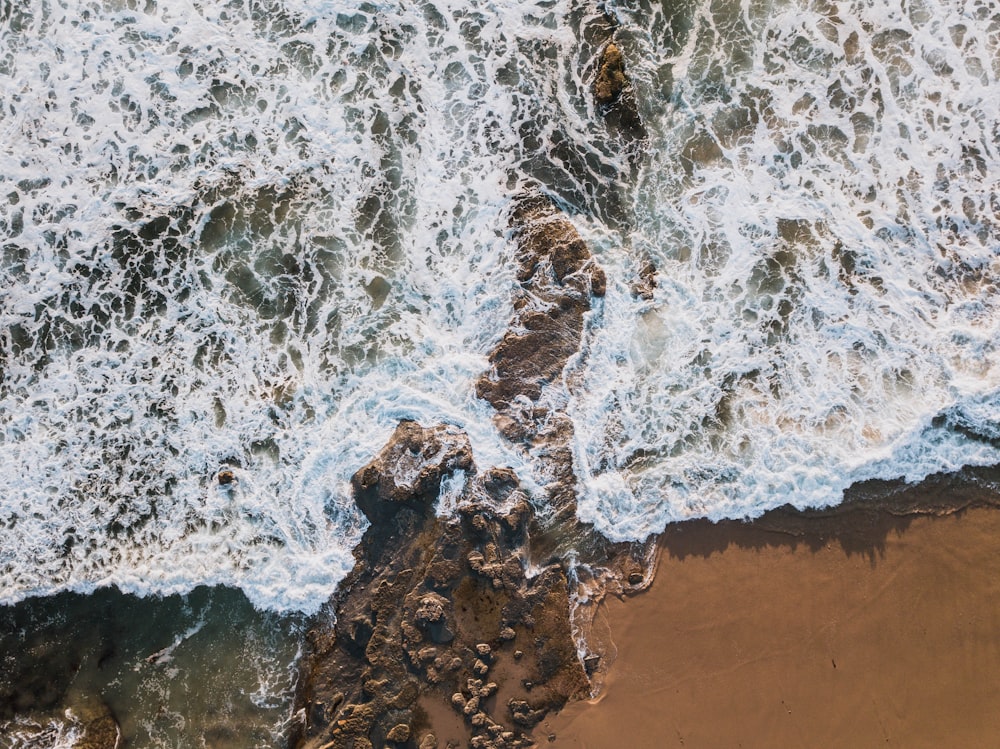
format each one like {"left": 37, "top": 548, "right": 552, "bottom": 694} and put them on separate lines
{"left": 1, "top": 0, "right": 998, "bottom": 609}
{"left": 572, "top": 0, "right": 1000, "bottom": 537}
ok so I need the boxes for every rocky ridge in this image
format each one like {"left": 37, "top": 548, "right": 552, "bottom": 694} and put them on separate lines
{"left": 475, "top": 192, "right": 606, "bottom": 519}
{"left": 292, "top": 34, "right": 654, "bottom": 749}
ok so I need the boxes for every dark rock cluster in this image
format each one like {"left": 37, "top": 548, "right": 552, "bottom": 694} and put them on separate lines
{"left": 291, "top": 422, "right": 588, "bottom": 749}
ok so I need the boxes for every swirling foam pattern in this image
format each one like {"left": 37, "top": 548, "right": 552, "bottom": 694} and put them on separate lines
{"left": 1, "top": 0, "right": 998, "bottom": 605}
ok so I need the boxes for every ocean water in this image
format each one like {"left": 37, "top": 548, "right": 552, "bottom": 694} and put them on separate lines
{"left": 2, "top": 0, "right": 998, "bottom": 621}
{"left": 0, "top": 586, "right": 303, "bottom": 747}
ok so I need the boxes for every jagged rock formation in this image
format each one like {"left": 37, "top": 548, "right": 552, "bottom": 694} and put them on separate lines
{"left": 292, "top": 33, "right": 663, "bottom": 746}
{"left": 631, "top": 257, "right": 658, "bottom": 301}
{"left": 475, "top": 194, "right": 605, "bottom": 518}
{"left": 71, "top": 702, "right": 121, "bottom": 749}
{"left": 291, "top": 421, "right": 588, "bottom": 749}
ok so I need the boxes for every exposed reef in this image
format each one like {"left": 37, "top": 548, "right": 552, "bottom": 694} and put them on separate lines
{"left": 292, "top": 195, "right": 655, "bottom": 748}
{"left": 291, "top": 26, "right": 661, "bottom": 749}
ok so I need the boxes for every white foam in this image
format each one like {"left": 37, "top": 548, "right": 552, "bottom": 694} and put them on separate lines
{"left": 0, "top": 0, "right": 556, "bottom": 612}
{"left": 573, "top": 0, "right": 1000, "bottom": 538}
{"left": 2, "top": 0, "right": 998, "bottom": 608}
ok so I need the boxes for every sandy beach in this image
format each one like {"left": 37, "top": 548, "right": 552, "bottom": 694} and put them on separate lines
{"left": 536, "top": 479, "right": 1000, "bottom": 748}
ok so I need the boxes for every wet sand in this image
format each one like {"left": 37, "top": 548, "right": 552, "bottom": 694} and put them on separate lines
{"left": 536, "top": 475, "right": 1000, "bottom": 748}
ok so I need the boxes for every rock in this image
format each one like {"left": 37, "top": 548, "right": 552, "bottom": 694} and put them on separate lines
{"left": 217, "top": 469, "right": 236, "bottom": 485}
{"left": 69, "top": 700, "right": 121, "bottom": 749}
{"left": 462, "top": 694, "right": 480, "bottom": 717}
{"left": 411, "top": 592, "right": 455, "bottom": 643}
{"left": 291, "top": 421, "right": 590, "bottom": 749}
{"left": 508, "top": 699, "right": 545, "bottom": 729}
{"left": 415, "top": 594, "right": 447, "bottom": 623}
{"left": 419, "top": 735, "right": 439, "bottom": 749}
{"left": 592, "top": 39, "right": 648, "bottom": 150}
{"left": 583, "top": 654, "right": 601, "bottom": 673}
{"left": 628, "top": 571, "right": 644, "bottom": 585}
{"left": 387, "top": 723, "right": 411, "bottom": 743}
{"left": 594, "top": 41, "right": 627, "bottom": 106}
{"left": 351, "top": 420, "right": 474, "bottom": 526}
{"left": 499, "top": 627, "right": 516, "bottom": 641}
{"left": 475, "top": 194, "right": 605, "bottom": 519}
{"left": 631, "top": 260, "right": 657, "bottom": 300}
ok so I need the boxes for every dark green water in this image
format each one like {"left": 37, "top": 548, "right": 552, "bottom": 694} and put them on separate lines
{"left": 0, "top": 586, "right": 304, "bottom": 748}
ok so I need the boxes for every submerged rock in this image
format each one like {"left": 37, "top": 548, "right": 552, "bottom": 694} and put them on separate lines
{"left": 72, "top": 701, "right": 122, "bottom": 749}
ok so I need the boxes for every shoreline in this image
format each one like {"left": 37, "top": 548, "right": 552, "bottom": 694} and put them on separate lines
{"left": 534, "top": 468, "right": 1000, "bottom": 748}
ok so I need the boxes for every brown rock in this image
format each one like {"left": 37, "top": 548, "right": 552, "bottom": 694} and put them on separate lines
{"left": 71, "top": 700, "right": 121, "bottom": 749}
{"left": 592, "top": 39, "right": 648, "bottom": 152}
{"left": 594, "top": 41, "right": 627, "bottom": 106}
{"left": 387, "top": 723, "right": 411, "bottom": 743}
{"left": 474, "top": 194, "right": 605, "bottom": 519}
{"left": 291, "top": 422, "right": 589, "bottom": 749}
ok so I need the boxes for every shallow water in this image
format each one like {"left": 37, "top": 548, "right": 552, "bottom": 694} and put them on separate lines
{"left": 0, "top": 586, "right": 303, "bottom": 747}
{"left": 1, "top": 0, "right": 998, "bottom": 646}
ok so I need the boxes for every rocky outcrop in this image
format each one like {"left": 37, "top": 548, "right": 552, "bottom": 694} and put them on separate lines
{"left": 475, "top": 194, "right": 605, "bottom": 518}
{"left": 291, "top": 421, "right": 588, "bottom": 749}
{"left": 593, "top": 40, "right": 647, "bottom": 155}
{"left": 293, "top": 26, "right": 662, "bottom": 746}
{"left": 631, "top": 257, "right": 658, "bottom": 301}
{"left": 72, "top": 701, "right": 122, "bottom": 749}
{"left": 593, "top": 41, "right": 628, "bottom": 108}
